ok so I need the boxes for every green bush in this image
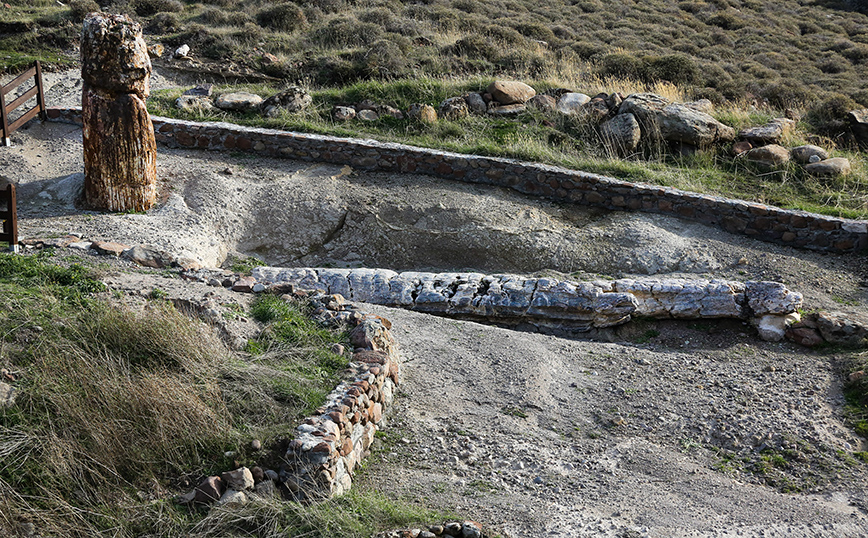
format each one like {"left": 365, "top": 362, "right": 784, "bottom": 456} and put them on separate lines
{"left": 256, "top": 2, "right": 308, "bottom": 32}
{"left": 643, "top": 54, "right": 700, "bottom": 85}
{"left": 311, "top": 17, "right": 383, "bottom": 47}
{"left": 131, "top": 0, "right": 182, "bottom": 17}
{"left": 452, "top": 34, "right": 499, "bottom": 59}
{"left": 363, "top": 39, "right": 409, "bottom": 78}
{"left": 597, "top": 52, "right": 645, "bottom": 80}
{"left": 68, "top": 0, "right": 99, "bottom": 23}
{"left": 145, "top": 11, "right": 180, "bottom": 33}
{"left": 512, "top": 21, "right": 557, "bottom": 42}
{"left": 706, "top": 11, "right": 745, "bottom": 30}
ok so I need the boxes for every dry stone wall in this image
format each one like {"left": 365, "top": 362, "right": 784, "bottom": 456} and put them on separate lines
{"left": 45, "top": 107, "right": 868, "bottom": 254}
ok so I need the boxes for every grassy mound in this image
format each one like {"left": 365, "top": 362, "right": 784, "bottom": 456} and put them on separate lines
{"left": 0, "top": 252, "right": 434, "bottom": 536}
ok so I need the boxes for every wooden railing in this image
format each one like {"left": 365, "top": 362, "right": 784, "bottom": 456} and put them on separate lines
{"left": 0, "top": 61, "right": 46, "bottom": 146}
{"left": 0, "top": 184, "right": 18, "bottom": 252}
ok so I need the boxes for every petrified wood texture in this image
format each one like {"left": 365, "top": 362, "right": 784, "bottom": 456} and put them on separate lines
{"left": 81, "top": 13, "right": 156, "bottom": 212}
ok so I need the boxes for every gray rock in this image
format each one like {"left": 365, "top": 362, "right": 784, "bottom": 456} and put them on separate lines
{"left": 739, "top": 119, "right": 794, "bottom": 144}
{"left": 173, "top": 44, "right": 190, "bottom": 58}
{"left": 214, "top": 92, "right": 263, "bottom": 112}
{"left": 556, "top": 92, "right": 591, "bottom": 115}
{"left": 463, "top": 92, "right": 487, "bottom": 114}
{"left": 755, "top": 313, "right": 800, "bottom": 342}
{"left": 0, "top": 381, "right": 15, "bottom": 408}
{"left": 848, "top": 108, "right": 868, "bottom": 145}
{"left": 488, "top": 104, "right": 526, "bottom": 117}
{"left": 487, "top": 80, "right": 536, "bottom": 105}
{"left": 617, "top": 93, "right": 669, "bottom": 138}
{"left": 357, "top": 109, "right": 379, "bottom": 121}
{"left": 805, "top": 157, "right": 851, "bottom": 177}
{"left": 221, "top": 467, "right": 255, "bottom": 491}
{"left": 182, "top": 84, "right": 212, "bottom": 97}
{"left": 600, "top": 113, "right": 641, "bottom": 155}
{"left": 439, "top": 97, "right": 469, "bottom": 121}
{"left": 215, "top": 489, "right": 248, "bottom": 507}
{"left": 790, "top": 145, "right": 829, "bottom": 164}
{"left": 658, "top": 104, "right": 736, "bottom": 146}
{"left": 260, "top": 86, "right": 312, "bottom": 117}
{"left": 683, "top": 99, "right": 713, "bottom": 114}
{"left": 332, "top": 106, "right": 356, "bottom": 121}
{"left": 745, "top": 281, "right": 802, "bottom": 316}
{"left": 406, "top": 103, "right": 437, "bottom": 123}
{"left": 175, "top": 94, "right": 215, "bottom": 113}
{"left": 253, "top": 479, "right": 276, "bottom": 498}
{"left": 745, "top": 144, "right": 790, "bottom": 167}
{"left": 527, "top": 94, "right": 556, "bottom": 112}
{"left": 193, "top": 476, "right": 224, "bottom": 503}
{"left": 122, "top": 244, "right": 173, "bottom": 268}
{"left": 814, "top": 311, "right": 868, "bottom": 347}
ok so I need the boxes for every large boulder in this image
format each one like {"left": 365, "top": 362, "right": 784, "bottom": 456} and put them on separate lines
{"left": 486, "top": 80, "right": 536, "bottom": 105}
{"left": 215, "top": 92, "right": 263, "bottom": 112}
{"left": 260, "top": 86, "right": 312, "bottom": 117}
{"left": 600, "top": 113, "right": 641, "bottom": 155}
{"left": 848, "top": 109, "right": 868, "bottom": 145}
{"left": 814, "top": 311, "right": 868, "bottom": 347}
{"left": 617, "top": 93, "right": 669, "bottom": 139}
{"left": 657, "top": 104, "right": 736, "bottom": 146}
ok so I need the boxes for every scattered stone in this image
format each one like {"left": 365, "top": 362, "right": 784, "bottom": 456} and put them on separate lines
{"left": 439, "top": 97, "right": 469, "bottom": 121}
{"left": 251, "top": 440, "right": 262, "bottom": 452}
{"left": 527, "top": 94, "right": 556, "bottom": 112}
{"left": 805, "top": 157, "right": 850, "bottom": 178}
{"left": 215, "top": 489, "right": 248, "bottom": 507}
{"left": 600, "top": 113, "right": 641, "bottom": 155}
{"left": 221, "top": 467, "right": 255, "bottom": 491}
{"left": 260, "top": 86, "right": 312, "bottom": 117}
{"left": 617, "top": 93, "right": 669, "bottom": 137}
{"left": 175, "top": 94, "right": 215, "bottom": 113}
{"left": 91, "top": 240, "right": 130, "bottom": 257}
{"left": 683, "top": 99, "right": 713, "bottom": 114}
{"left": 732, "top": 141, "right": 752, "bottom": 156}
{"left": 193, "top": 476, "right": 224, "bottom": 503}
{"left": 814, "top": 311, "right": 868, "bottom": 347}
{"left": 332, "top": 106, "right": 356, "bottom": 121}
{"left": 755, "top": 312, "right": 800, "bottom": 342}
{"left": 584, "top": 97, "right": 611, "bottom": 122}
{"left": 253, "top": 479, "right": 276, "bottom": 498}
{"left": 232, "top": 277, "right": 256, "bottom": 293}
{"left": 790, "top": 145, "right": 829, "bottom": 164}
{"left": 0, "top": 381, "right": 15, "bottom": 408}
{"left": 556, "top": 92, "right": 591, "bottom": 115}
{"left": 488, "top": 104, "right": 526, "bottom": 117}
{"left": 739, "top": 119, "right": 794, "bottom": 144}
{"left": 147, "top": 43, "right": 163, "bottom": 58}
{"left": 463, "top": 93, "right": 487, "bottom": 114}
{"left": 173, "top": 44, "right": 190, "bottom": 59}
{"left": 331, "top": 343, "right": 345, "bottom": 355}
{"left": 745, "top": 144, "right": 790, "bottom": 167}
{"left": 122, "top": 244, "right": 173, "bottom": 268}
{"left": 214, "top": 92, "right": 263, "bottom": 112}
{"left": 786, "top": 325, "right": 824, "bottom": 347}
{"left": 406, "top": 103, "right": 437, "bottom": 123}
{"left": 68, "top": 240, "right": 93, "bottom": 250}
{"left": 486, "top": 80, "right": 535, "bottom": 105}
{"left": 357, "top": 109, "right": 379, "bottom": 121}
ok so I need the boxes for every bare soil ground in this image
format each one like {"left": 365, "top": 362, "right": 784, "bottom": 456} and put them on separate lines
{"left": 1, "top": 68, "right": 868, "bottom": 537}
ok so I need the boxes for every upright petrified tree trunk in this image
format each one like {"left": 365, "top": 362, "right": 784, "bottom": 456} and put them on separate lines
{"left": 81, "top": 13, "right": 156, "bottom": 212}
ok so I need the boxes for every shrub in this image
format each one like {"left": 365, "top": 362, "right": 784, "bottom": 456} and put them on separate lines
{"left": 363, "top": 39, "right": 409, "bottom": 78}
{"left": 706, "top": 12, "right": 745, "bottom": 30}
{"left": 761, "top": 80, "right": 815, "bottom": 109}
{"left": 597, "top": 52, "right": 645, "bottom": 80}
{"left": 643, "top": 54, "right": 700, "bottom": 85}
{"left": 256, "top": 3, "right": 308, "bottom": 33}
{"left": 807, "top": 93, "right": 859, "bottom": 132}
{"left": 452, "top": 34, "right": 499, "bottom": 59}
{"left": 485, "top": 25, "right": 525, "bottom": 46}
{"left": 146, "top": 12, "right": 180, "bottom": 33}
{"left": 512, "top": 22, "right": 557, "bottom": 43}
{"left": 68, "top": 0, "right": 99, "bottom": 23}
{"left": 131, "top": 0, "right": 182, "bottom": 17}
{"left": 311, "top": 17, "right": 383, "bottom": 47}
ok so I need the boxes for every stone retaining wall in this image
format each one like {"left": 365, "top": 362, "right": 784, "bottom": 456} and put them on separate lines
{"left": 282, "top": 296, "right": 400, "bottom": 500}
{"left": 45, "top": 107, "right": 868, "bottom": 253}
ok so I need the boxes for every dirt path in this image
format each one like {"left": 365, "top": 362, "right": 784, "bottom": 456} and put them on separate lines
{"left": 358, "top": 304, "right": 868, "bottom": 537}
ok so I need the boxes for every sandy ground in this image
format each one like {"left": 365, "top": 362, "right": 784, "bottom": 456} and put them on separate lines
{"left": 2, "top": 68, "right": 868, "bottom": 537}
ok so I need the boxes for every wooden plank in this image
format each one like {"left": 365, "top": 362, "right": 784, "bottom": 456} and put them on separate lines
{"left": 0, "top": 185, "right": 17, "bottom": 249}
{"left": 1, "top": 66, "right": 36, "bottom": 97}
{"left": 0, "top": 87, "right": 9, "bottom": 146}
{"left": 35, "top": 61, "right": 46, "bottom": 120}
{"left": 7, "top": 105, "right": 40, "bottom": 133}
{"left": 4, "top": 85, "right": 38, "bottom": 115}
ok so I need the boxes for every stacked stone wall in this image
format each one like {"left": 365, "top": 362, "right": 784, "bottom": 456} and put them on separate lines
{"left": 45, "top": 107, "right": 868, "bottom": 253}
